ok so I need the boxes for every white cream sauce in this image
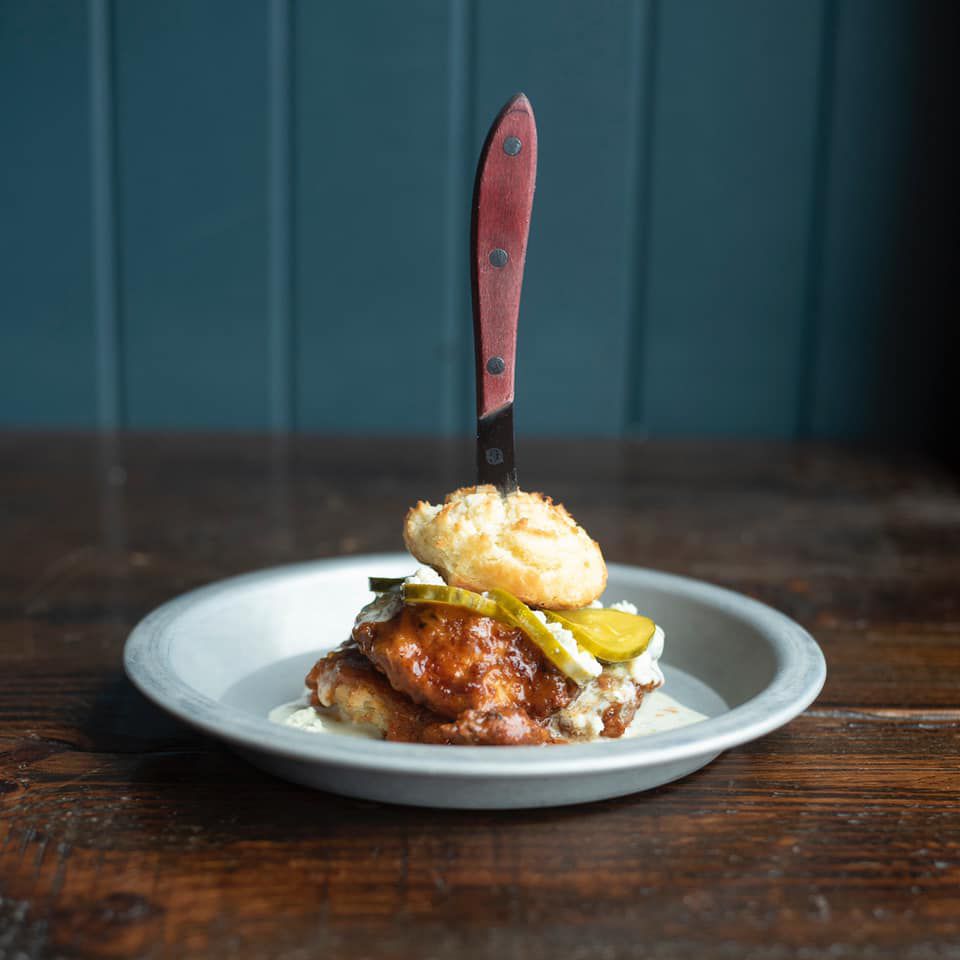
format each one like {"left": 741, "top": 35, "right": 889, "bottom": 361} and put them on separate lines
{"left": 268, "top": 699, "right": 380, "bottom": 738}
{"left": 623, "top": 689, "right": 708, "bottom": 737}
{"left": 268, "top": 688, "right": 707, "bottom": 743}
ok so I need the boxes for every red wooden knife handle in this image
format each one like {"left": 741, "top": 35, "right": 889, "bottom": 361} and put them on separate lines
{"left": 471, "top": 93, "right": 537, "bottom": 420}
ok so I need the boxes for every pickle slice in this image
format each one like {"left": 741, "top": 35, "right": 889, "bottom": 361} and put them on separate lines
{"left": 402, "top": 582, "right": 502, "bottom": 620}
{"left": 544, "top": 608, "right": 656, "bottom": 662}
{"left": 487, "top": 588, "right": 601, "bottom": 685}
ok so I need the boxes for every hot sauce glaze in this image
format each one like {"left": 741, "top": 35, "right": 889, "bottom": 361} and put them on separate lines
{"left": 306, "top": 637, "right": 563, "bottom": 745}
{"left": 353, "top": 605, "right": 577, "bottom": 721}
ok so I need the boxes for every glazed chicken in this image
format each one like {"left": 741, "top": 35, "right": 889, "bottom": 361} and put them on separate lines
{"left": 307, "top": 603, "right": 650, "bottom": 745}
{"left": 356, "top": 605, "right": 576, "bottom": 721}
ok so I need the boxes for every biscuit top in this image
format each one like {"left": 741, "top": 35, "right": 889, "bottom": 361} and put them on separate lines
{"left": 403, "top": 485, "right": 607, "bottom": 610}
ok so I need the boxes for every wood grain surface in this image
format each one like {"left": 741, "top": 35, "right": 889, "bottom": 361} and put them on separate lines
{"left": 1, "top": 435, "right": 958, "bottom": 959}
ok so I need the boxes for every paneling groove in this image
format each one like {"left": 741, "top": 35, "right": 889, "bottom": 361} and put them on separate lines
{"left": 795, "top": 0, "right": 838, "bottom": 439}
{"left": 267, "top": 0, "right": 293, "bottom": 431}
{"left": 454, "top": 0, "right": 481, "bottom": 437}
{"left": 443, "top": 0, "right": 473, "bottom": 437}
{"left": 623, "top": 0, "right": 660, "bottom": 435}
{"left": 89, "top": 0, "right": 121, "bottom": 430}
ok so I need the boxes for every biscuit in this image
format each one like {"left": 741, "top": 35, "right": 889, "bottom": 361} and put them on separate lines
{"left": 403, "top": 485, "right": 607, "bottom": 609}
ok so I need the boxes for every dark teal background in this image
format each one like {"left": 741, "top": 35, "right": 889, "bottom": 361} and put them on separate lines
{"left": 0, "top": 0, "right": 950, "bottom": 440}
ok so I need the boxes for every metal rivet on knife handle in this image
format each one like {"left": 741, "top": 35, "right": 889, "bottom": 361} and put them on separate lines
{"left": 486, "top": 357, "right": 506, "bottom": 375}
{"left": 489, "top": 248, "right": 509, "bottom": 268}
{"left": 503, "top": 136, "right": 522, "bottom": 156}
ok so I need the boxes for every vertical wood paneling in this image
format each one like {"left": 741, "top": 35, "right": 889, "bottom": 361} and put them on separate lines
{"left": 638, "top": 0, "right": 824, "bottom": 436}
{"left": 1, "top": 1, "right": 940, "bottom": 442}
{"left": 294, "top": 1, "right": 460, "bottom": 434}
{"left": 473, "top": 0, "right": 646, "bottom": 436}
{"left": 0, "top": 0, "right": 96, "bottom": 426}
{"left": 114, "top": 0, "right": 270, "bottom": 428}
{"left": 807, "top": 0, "right": 917, "bottom": 439}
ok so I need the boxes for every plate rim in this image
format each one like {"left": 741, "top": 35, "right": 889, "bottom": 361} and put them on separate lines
{"left": 123, "top": 553, "right": 826, "bottom": 778}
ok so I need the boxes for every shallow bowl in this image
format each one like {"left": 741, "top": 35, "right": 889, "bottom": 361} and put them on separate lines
{"left": 124, "top": 554, "right": 825, "bottom": 809}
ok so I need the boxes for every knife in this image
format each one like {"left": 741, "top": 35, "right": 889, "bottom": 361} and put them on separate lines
{"left": 471, "top": 92, "right": 537, "bottom": 493}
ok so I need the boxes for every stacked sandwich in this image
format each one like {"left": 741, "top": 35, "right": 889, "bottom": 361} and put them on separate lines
{"left": 306, "top": 486, "right": 664, "bottom": 745}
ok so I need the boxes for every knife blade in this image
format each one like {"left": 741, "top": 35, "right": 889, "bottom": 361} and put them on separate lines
{"left": 471, "top": 93, "right": 537, "bottom": 492}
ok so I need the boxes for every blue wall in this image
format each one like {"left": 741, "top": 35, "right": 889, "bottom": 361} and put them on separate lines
{"left": 0, "top": 0, "right": 946, "bottom": 439}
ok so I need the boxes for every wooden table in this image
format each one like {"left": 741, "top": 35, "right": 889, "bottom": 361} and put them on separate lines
{"left": 1, "top": 435, "right": 958, "bottom": 959}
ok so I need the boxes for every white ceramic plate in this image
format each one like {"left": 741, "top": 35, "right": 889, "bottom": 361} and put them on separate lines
{"left": 123, "top": 554, "right": 826, "bottom": 809}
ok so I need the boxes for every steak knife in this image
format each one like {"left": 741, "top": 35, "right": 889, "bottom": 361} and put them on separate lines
{"left": 471, "top": 93, "right": 537, "bottom": 492}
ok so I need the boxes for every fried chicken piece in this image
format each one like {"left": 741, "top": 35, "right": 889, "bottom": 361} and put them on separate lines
{"left": 306, "top": 642, "right": 560, "bottom": 745}
{"left": 307, "top": 608, "right": 653, "bottom": 745}
{"left": 353, "top": 604, "right": 577, "bottom": 720}
{"left": 421, "top": 708, "right": 557, "bottom": 745}
{"left": 306, "top": 641, "right": 441, "bottom": 742}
